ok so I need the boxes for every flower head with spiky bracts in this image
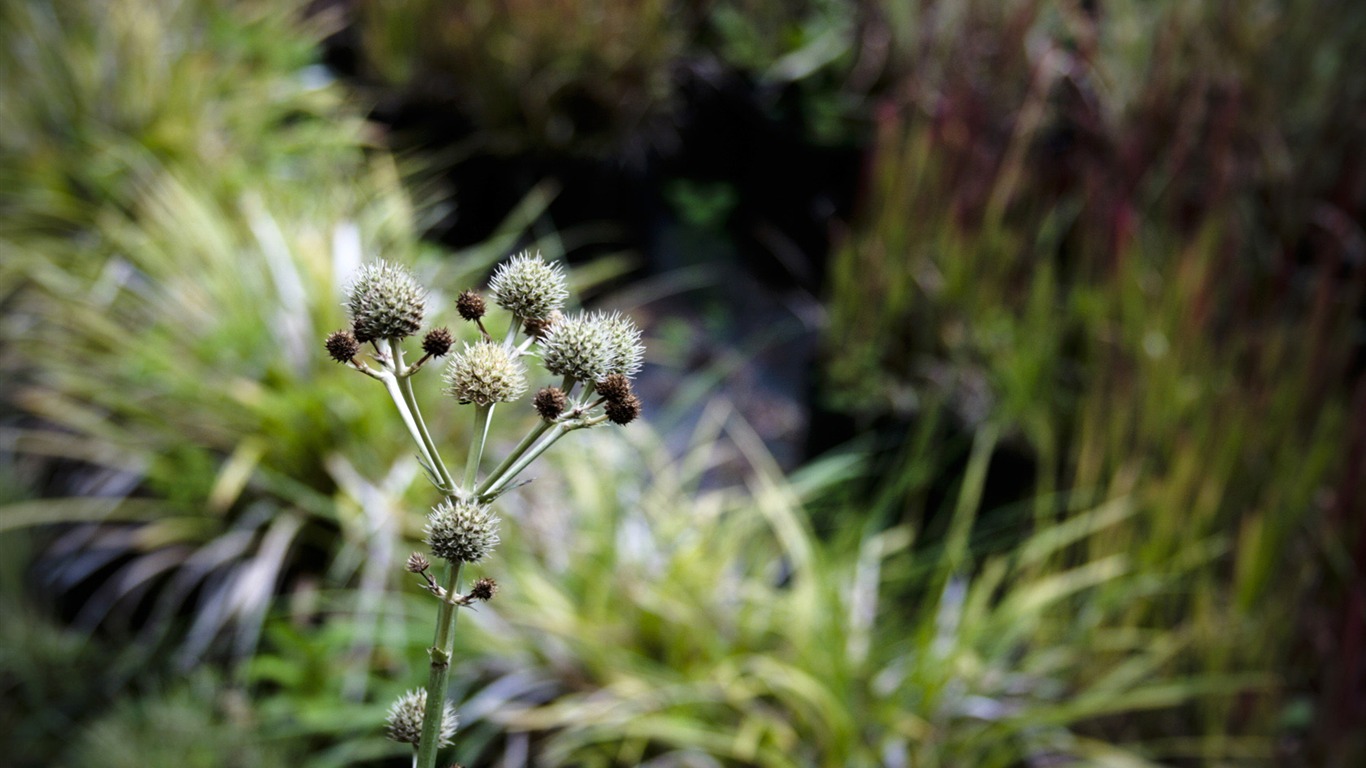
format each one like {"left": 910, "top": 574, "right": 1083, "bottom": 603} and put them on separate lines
{"left": 385, "top": 689, "right": 457, "bottom": 747}
{"left": 345, "top": 260, "right": 427, "bottom": 343}
{"left": 443, "top": 341, "right": 528, "bottom": 406}
{"left": 488, "top": 251, "right": 568, "bottom": 320}
{"left": 425, "top": 499, "right": 500, "bottom": 563}
{"left": 538, "top": 311, "right": 613, "bottom": 383}
{"left": 597, "top": 311, "right": 645, "bottom": 379}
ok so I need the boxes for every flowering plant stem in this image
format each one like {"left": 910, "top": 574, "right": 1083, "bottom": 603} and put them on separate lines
{"left": 375, "top": 340, "right": 466, "bottom": 768}
{"left": 336, "top": 253, "right": 645, "bottom": 764}
{"left": 415, "top": 561, "right": 462, "bottom": 768}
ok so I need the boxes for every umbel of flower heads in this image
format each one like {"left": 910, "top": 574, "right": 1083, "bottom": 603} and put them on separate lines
{"left": 323, "top": 250, "right": 644, "bottom": 768}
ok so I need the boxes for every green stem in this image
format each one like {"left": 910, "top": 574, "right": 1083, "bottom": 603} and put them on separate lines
{"left": 415, "top": 562, "right": 463, "bottom": 768}
{"left": 464, "top": 403, "right": 494, "bottom": 490}
{"left": 381, "top": 372, "right": 438, "bottom": 475}
{"left": 384, "top": 339, "right": 456, "bottom": 495}
{"left": 481, "top": 423, "right": 571, "bottom": 499}
{"left": 475, "top": 420, "right": 554, "bottom": 497}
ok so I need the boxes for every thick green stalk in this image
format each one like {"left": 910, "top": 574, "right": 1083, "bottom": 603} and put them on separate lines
{"left": 415, "top": 562, "right": 463, "bottom": 768}
{"left": 464, "top": 403, "right": 494, "bottom": 490}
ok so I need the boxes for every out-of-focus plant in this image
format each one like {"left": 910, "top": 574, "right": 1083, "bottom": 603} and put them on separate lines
{"left": 0, "top": 0, "right": 555, "bottom": 670}
{"left": 417, "top": 407, "right": 1253, "bottom": 766}
{"left": 325, "top": 251, "right": 646, "bottom": 767}
{"left": 824, "top": 0, "right": 1366, "bottom": 760}
{"left": 352, "top": 0, "right": 686, "bottom": 155}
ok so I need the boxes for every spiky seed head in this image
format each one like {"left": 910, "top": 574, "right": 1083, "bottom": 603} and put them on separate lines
{"left": 423, "top": 327, "right": 454, "bottom": 357}
{"left": 456, "top": 290, "right": 486, "bottom": 321}
{"left": 406, "top": 552, "right": 430, "bottom": 574}
{"left": 488, "top": 251, "right": 568, "bottom": 320}
{"left": 443, "top": 342, "right": 528, "bottom": 406}
{"left": 345, "top": 260, "right": 426, "bottom": 342}
{"left": 533, "top": 387, "right": 568, "bottom": 421}
{"left": 605, "top": 393, "right": 642, "bottom": 425}
{"left": 385, "top": 689, "right": 457, "bottom": 747}
{"left": 594, "top": 373, "right": 632, "bottom": 404}
{"left": 469, "top": 577, "right": 498, "bottom": 602}
{"left": 539, "top": 311, "right": 613, "bottom": 383}
{"left": 425, "top": 499, "right": 500, "bottom": 563}
{"left": 325, "top": 330, "right": 360, "bottom": 363}
{"left": 598, "top": 311, "right": 645, "bottom": 379}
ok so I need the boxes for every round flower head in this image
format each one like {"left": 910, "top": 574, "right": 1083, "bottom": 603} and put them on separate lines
{"left": 443, "top": 341, "right": 528, "bottom": 405}
{"left": 325, "top": 330, "right": 360, "bottom": 363}
{"left": 385, "top": 688, "right": 457, "bottom": 747}
{"left": 345, "top": 260, "right": 426, "bottom": 342}
{"left": 538, "top": 311, "right": 613, "bottom": 383}
{"left": 422, "top": 327, "right": 454, "bottom": 357}
{"left": 488, "top": 251, "right": 568, "bottom": 320}
{"left": 597, "top": 311, "right": 645, "bottom": 378}
{"left": 425, "top": 499, "right": 500, "bottom": 563}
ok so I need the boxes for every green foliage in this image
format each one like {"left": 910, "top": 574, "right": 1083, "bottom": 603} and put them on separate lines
{"left": 823, "top": 0, "right": 1366, "bottom": 760}
{"left": 432, "top": 416, "right": 1258, "bottom": 766}
{"left": 353, "top": 0, "right": 685, "bottom": 154}
{"left": 0, "top": 0, "right": 550, "bottom": 662}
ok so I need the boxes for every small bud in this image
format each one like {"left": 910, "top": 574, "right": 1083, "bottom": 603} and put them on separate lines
{"left": 539, "top": 311, "right": 613, "bottom": 383}
{"left": 488, "top": 251, "right": 568, "bottom": 320}
{"left": 406, "top": 552, "right": 430, "bottom": 573}
{"left": 456, "top": 290, "right": 486, "bottom": 322}
{"left": 385, "top": 689, "right": 457, "bottom": 747}
{"left": 443, "top": 341, "right": 528, "bottom": 406}
{"left": 325, "top": 330, "right": 360, "bottom": 363}
{"left": 345, "top": 260, "right": 426, "bottom": 342}
{"left": 605, "top": 393, "right": 642, "bottom": 425}
{"left": 594, "top": 373, "right": 632, "bottom": 404}
{"left": 423, "top": 327, "right": 454, "bottom": 357}
{"left": 425, "top": 499, "right": 500, "bottom": 563}
{"left": 598, "top": 311, "right": 645, "bottom": 379}
{"left": 533, "top": 387, "right": 568, "bottom": 421}
{"left": 523, "top": 309, "right": 563, "bottom": 340}
{"left": 469, "top": 577, "right": 498, "bottom": 602}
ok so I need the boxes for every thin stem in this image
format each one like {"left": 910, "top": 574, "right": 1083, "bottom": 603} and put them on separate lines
{"left": 382, "top": 372, "right": 439, "bottom": 475}
{"left": 464, "top": 403, "right": 494, "bottom": 490}
{"left": 415, "top": 562, "right": 463, "bottom": 768}
{"left": 481, "top": 422, "right": 571, "bottom": 499}
{"left": 390, "top": 339, "right": 458, "bottom": 494}
{"left": 475, "top": 420, "right": 554, "bottom": 497}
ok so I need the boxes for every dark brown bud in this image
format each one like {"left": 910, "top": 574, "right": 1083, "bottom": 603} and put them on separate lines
{"left": 594, "top": 373, "right": 632, "bottom": 404}
{"left": 469, "top": 577, "right": 498, "bottom": 602}
{"left": 423, "top": 327, "right": 454, "bottom": 357}
{"left": 456, "top": 290, "right": 486, "bottom": 321}
{"left": 533, "top": 387, "right": 568, "bottom": 421}
{"left": 523, "top": 309, "right": 563, "bottom": 339}
{"left": 325, "top": 330, "right": 361, "bottom": 363}
{"left": 406, "top": 552, "right": 430, "bottom": 573}
{"left": 604, "top": 393, "right": 642, "bottom": 425}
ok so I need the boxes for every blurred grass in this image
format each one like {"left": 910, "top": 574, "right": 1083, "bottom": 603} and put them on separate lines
{"left": 823, "top": 0, "right": 1366, "bottom": 762}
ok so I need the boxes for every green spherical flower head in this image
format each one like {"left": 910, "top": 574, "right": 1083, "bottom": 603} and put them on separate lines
{"left": 488, "top": 251, "right": 568, "bottom": 320}
{"left": 425, "top": 499, "right": 500, "bottom": 563}
{"left": 345, "top": 260, "right": 426, "bottom": 342}
{"left": 384, "top": 689, "right": 457, "bottom": 747}
{"left": 443, "top": 341, "right": 528, "bottom": 405}
{"left": 539, "top": 311, "right": 613, "bottom": 383}
{"left": 597, "top": 311, "right": 645, "bottom": 379}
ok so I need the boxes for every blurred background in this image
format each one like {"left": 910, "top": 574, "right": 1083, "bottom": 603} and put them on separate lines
{"left": 1, "top": 0, "right": 1363, "bottom": 765}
